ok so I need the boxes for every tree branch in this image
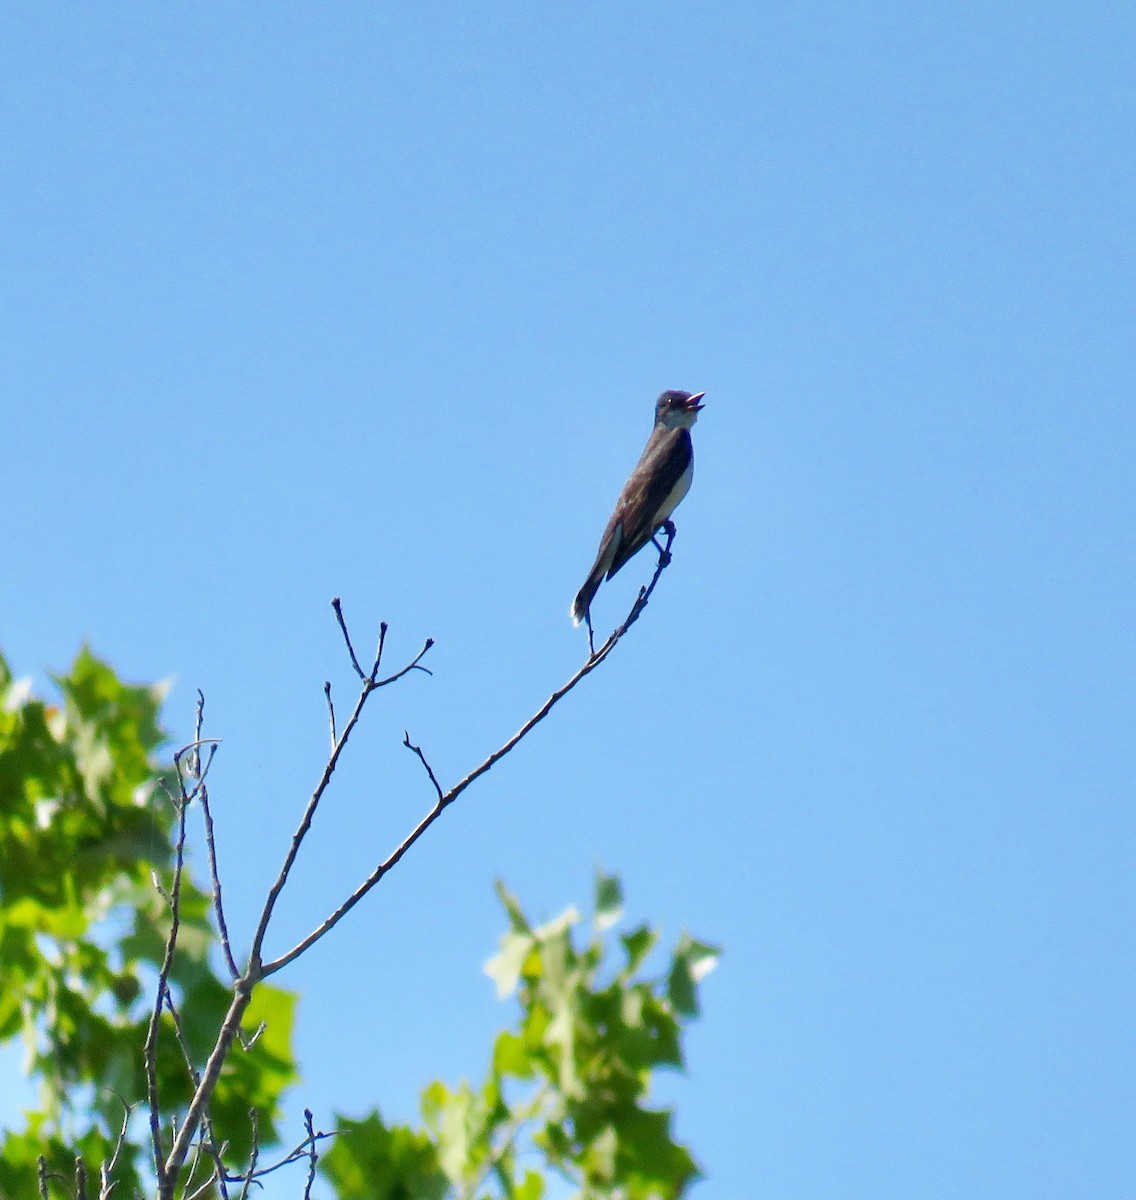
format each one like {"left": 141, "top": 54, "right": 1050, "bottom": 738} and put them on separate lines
{"left": 246, "top": 630, "right": 434, "bottom": 973}
{"left": 144, "top": 762, "right": 192, "bottom": 1192}
{"left": 261, "top": 532, "right": 676, "bottom": 976}
{"left": 332, "top": 596, "right": 367, "bottom": 680}
{"left": 402, "top": 733, "right": 444, "bottom": 803}
{"left": 158, "top": 531, "right": 677, "bottom": 1193}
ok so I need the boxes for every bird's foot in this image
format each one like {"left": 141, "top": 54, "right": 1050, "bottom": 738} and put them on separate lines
{"left": 651, "top": 522, "right": 676, "bottom": 565}
{"left": 647, "top": 528, "right": 676, "bottom": 564}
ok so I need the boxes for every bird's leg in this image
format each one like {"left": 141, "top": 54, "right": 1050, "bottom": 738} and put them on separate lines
{"left": 585, "top": 610, "right": 596, "bottom": 659}
{"left": 651, "top": 520, "right": 676, "bottom": 564}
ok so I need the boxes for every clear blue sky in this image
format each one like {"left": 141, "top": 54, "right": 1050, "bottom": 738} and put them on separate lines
{"left": 2, "top": 4, "right": 1133, "bottom": 1197}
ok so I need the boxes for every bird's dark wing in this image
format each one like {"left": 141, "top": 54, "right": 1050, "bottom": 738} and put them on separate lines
{"left": 605, "top": 426, "right": 692, "bottom": 578}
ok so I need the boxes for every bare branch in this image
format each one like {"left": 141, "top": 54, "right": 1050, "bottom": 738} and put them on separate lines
{"left": 323, "top": 680, "right": 337, "bottom": 748}
{"left": 237, "top": 1021, "right": 266, "bottom": 1052}
{"left": 179, "top": 1140, "right": 210, "bottom": 1200}
{"left": 195, "top": 1118, "right": 232, "bottom": 1200}
{"left": 262, "top": 534, "right": 676, "bottom": 976}
{"left": 145, "top": 771, "right": 192, "bottom": 1192}
{"left": 369, "top": 621, "right": 389, "bottom": 681}
{"left": 303, "top": 1110, "right": 318, "bottom": 1200}
{"left": 332, "top": 596, "right": 367, "bottom": 679}
{"left": 161, "top": 985, "right": 254, "bottom": 1193}
{"left": 185, "top": 1166, "right": 222, "bottom": 1200}
{"left": 199, "top": 783, "right": 240, "bottom": 982}
{"left": 173, "top": 740, "right": 222, "bottom": 785}
{"left": 433, "top": 524, "right": 676, "bottom": 807}
{"left": 374, "top": 638, "right": 434, "bottom": 685}
{"left": 247, "top": 635, "right": 434, "bottom": 973}
{"left": 236, "top": 1110, "right": 259, "bottom": 1200}
{"left": 162, "top": 625, "right": 435, "bottom": 1188}
{"left": 162, "top": 991, "right": 201, "bottom": 1090}
{"left": 98, "top": 1096, "right": 134, "bottom": 1200}
{"left": 217, "top": 1121, "right": 341, "bottom": 1186}
{"left": 183, "top": 693, "right": 241, "bottom": 982}
{"left": 403, "top": 732, "right": 444, "bottom": 803}
{"left": 159, "top": 533, "right": 676, "bottom": 1192}
{"left": 193, "top": 689, "right": 205, "bottom": 778}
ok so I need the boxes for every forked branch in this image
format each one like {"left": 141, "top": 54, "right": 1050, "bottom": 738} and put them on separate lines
{"left": 262, "top": 527, "right": 676, "bottom": 975}
{"left": 153, "top": 530, "right": 678, "bottom": 1196}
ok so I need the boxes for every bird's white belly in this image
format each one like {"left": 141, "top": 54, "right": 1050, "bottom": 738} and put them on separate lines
{"left": 655, "top": 461, "right": 693, "bottom": 525}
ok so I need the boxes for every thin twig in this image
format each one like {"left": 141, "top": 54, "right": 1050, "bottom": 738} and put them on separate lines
{"left": 247, "top": 1135, "right": 340, "bottom": 1183}
{"left": 332, "top": 597, "right": 366, "bottom": 679}
{"left": 145, "top": 770, "right": 192, "bottom": 1192}
{"left": 375, "top": 643, "right": 434, "bottom": 685}
{"left": 238, "top": 1020, "right": 266, "bottom": 1052}
{"left": 262, "top": 534, "right": 675, "bottom": 976}
{"left": 161, "top": 534, "right": 675, "bottom": 1191}
{"left": 173, "top": 740, "right": 223, "bottom": 777}
{"left": 369, "top": 621, "right": 389, "bottom": 682}
{"left": 98, "top": 1096, "right": 133, "bottom": 1200}
{"left": 246, "top": 637, "right": 434, "bottom": 973}
{"left": 163, "top": 990, "right": 201, "bottom": 1089}
{"left": 403, "top": 733, "right": 444, "bottom": 802}
{"left": 236, "top": 1110, "right": 259, "bottom": 1200}
{"left": 199, "top": 783, "right": 240, "bottom": 982}
{"left": 324, "top": 681, "right": 337, "bottom": 748}
{"left": 303, "top": 1110, "right": 318, "bottom": 1200}
{"left": 193, "top": 689, "right": 205, "bottom": 778}
{"left": 186, "top": 693, "right": 240, "bottom": 982}
{"left": 160, "top": 974, "right": 255, "bottom": 1192}
{"left": 179, "top": 1139, "right": 209, "bottom": 1200}
{"left": 163, "top": 631, "right": 436, "bottom": 1188}
{"left": 216, "top": 1126, "right": 342, "bottom": 1185}
{"left": 202, "top": 1118, "right": 232, "bottom": 1200}
{"left": 185, "top": 1167, "right": 222, "bottom": 1200}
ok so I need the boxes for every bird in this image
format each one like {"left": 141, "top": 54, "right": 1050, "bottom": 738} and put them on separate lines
{"left": 571, "top": 389, "right": 705, "bottom": 629}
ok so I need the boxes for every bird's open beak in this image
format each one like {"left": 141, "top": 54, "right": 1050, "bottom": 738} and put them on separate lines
{"left": 686, "top": 391, "right": 706, "bottom": 411}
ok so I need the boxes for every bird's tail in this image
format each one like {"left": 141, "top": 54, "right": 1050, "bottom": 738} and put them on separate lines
{"left": 570, "top": 570, "right": 603, "bottom": 627}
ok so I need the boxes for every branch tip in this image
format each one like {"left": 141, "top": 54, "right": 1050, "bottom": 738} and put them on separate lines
{"left": 332, "top": 597, "right": 367, "bottom": 679}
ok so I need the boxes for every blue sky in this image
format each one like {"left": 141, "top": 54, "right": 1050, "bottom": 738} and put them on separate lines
{"left": 2, "top": 3, "right": 1133, "bottom": 1196}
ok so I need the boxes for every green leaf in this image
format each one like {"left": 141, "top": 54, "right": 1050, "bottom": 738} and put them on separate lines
{"left": 614, "top": 1106, "right": 702, "bottom": 1198}
{"left": 593, "top": 868, "right": 623, "bottom": 932}
{"left": 583, "top": 1123, "right": 618, "bottom": 1185}
{"left": 321, "top": 1110, "right": 448, "bottom": 1200}
{"left": 485, "top": 930, "right": 535, "bottom": 999}
{"left": 494, "top": 880, "right": 532, "bottom": 934}
{"left": 492, "top": 1029, "right": 536, "bottom": 1079}
{"left": 667, "top": 933, "right": 721, "bottom": 1017}
{"left": 620, "top": 923, "right": 660, "bottom": 977}
{"left": 514, "top": 1169, "right": 545, "bottom": 1200}
{"left": 421, "top": 1076, "right": 503, "bottom": 1188}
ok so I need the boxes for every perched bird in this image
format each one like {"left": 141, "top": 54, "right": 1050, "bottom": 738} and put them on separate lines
{"left": 571, "top": 389, "right": 705, "bottom": 628}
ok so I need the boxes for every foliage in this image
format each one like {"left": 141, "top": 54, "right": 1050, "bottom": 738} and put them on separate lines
{"left": 0, "top": 649, "right": 296, "bottom": 1197}
{"left": 1, "top": 650, "right": 717, "bottom": 1198}
{"left": 322, "top": 873, "right": 718, "bottom": 1199}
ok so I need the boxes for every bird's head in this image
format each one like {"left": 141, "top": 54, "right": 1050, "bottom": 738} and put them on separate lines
{"left": 655, "top": 390, "right": 706, "bottom": 430}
